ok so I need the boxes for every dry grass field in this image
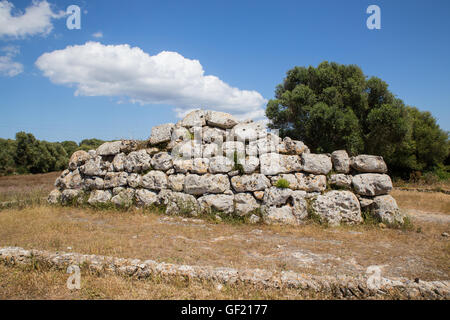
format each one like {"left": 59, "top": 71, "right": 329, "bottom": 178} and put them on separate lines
{"left": 0, "top": 173, "right": 449, "bottom": 299}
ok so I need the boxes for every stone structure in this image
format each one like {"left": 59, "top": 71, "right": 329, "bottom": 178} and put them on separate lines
{"left": 48, "top": 109, "right": 406, "bottom": 227}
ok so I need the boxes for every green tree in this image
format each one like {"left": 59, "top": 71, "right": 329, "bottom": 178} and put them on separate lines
{"left": 266, "top": 61, "right": 449, "bottom": 176}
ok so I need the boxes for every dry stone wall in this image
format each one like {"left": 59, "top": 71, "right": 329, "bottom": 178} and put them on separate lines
{"left": 48, "top": 109, "right": 406, "bottom": 227}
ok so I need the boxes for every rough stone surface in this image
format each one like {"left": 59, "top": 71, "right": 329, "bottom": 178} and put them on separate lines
{"left": 198, "top": 194, "right": 234, "bottom": 214}
{"left": 184, "top": 174, "right": 230, "bottom": 195}
{"left": 230, "top": 121, "right": 267, "bottom": 142}
{"left": 295, "top": 173, "right": 327, "bottom": 192}
{"left": 135, "top": 189, "right": 158, "bottom": 207}
{"left": 206, "top": 111, "right": 238, "bottom": 129}
{"left": 151, "top": 152, "right": 173, "bottom": 171}
{"left": 312, "top": 191, "right": 362, "bottom": 226}
{"left": 124, "top": 150, "right": 152, "bottom": 173}
{"left": 352, "top": 174, "right": 393, "bottom": 196}
{"left": 47, "top": 189, "right": 61, "bottom": 204}
{"left": 68, "top": 150, "right": 90, "bottom": 170}
{"left": 331, "top": 150, "right": 350, "bottom": 173}
{"left": 179, "top": 110, "right": 206, "bottom": 128}
{"left": 141, "top": 171, "right": 168, "bottom": 190}
{"left": 329, "top": 174, "right": 352, "bottom": 189}
{"left": 301, "top": 153, "right": 332, "bottom": 175}
{"left": 88, "top": 190, "right": 112, "bottom": 205}
{"left": 234, "top": 193, "right": 259, "bottom": 216}
{"left": 150, "top": 123, "right": 174, "bottom": 145}
{"left": 97, "top": 141, "right": 123, "bottom": 156}
{"left": 168, "top": 174, "right": 185, "bottom": 192}
{"left": 231, "top": 174, "right": 271, "bottom": 192}
{"left": 370, "top": 195, "right": 405, "bottom": 225}
{"left": 351, "top": 155, "right": 388, "bottom": 173}
{"left": 209, "top": 156, "right": 234, "bottom": 173}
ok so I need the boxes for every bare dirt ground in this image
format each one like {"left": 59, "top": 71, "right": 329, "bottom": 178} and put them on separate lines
{"left": 0, "top": 173, "right": 448, "bottom": 299}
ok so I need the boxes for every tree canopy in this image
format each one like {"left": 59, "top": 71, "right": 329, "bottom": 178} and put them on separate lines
{"left": 266, "top": 61, "right": 449, "bottom": 177}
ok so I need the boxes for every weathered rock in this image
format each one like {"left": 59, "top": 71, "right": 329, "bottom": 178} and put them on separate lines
{"left": 97, "top": 141, "right": 123, "bottom": 156}
{"left": 358, "top": 196, "right": 374, "bottom": 208}
{"left": 47, "top": 189, "right": 61, "bottom": 204}
{"left": 150, "top": 123, "right": 175, "bottom": 145}
{"left": 83, "top": 177, "right": 105, "bottom": 190}
{"left": 168, "top": 174, "right": 185, "bottom": 192}
{"left": 119, "top": 140, "right": 139, "bottom": 154}
{"left": 104, "top": 172, "right": 128, "bottom": 188}
{"left": 234, "top": 193, "right": 260, "bottom": 216}
{"left": 198, "top": 194, "right": 234, "bottom": 214}
{"left": 164, "top": 192, "right": 200, "bottom": 216}
{"left": 202, "top": 143, "right": 220, "bottom": 158}
{"left": 206, "top": 111, "right": 238, "bottom": 129}
{"left": 135, "top": 189, "right": 158, "bottom": 207}
{"left": 141, "top": 171, "right": 168, "bottom": 190}
{"left": 351, "top": 155, "right": 388, "bottom": 173}
{"left": 329, "top": 174, "right": 352, "bottom": 189}
{"left": 151, "top": 152, "right": 173, "bottom": 171}
{"left": 191, "top": 158, "right": 210, "bottom": 174}
{"left": 80, "top": 157, "right": 106, "bottom": 176}
{"left": 260, "top": 153, "right": 302, "bottom": 175}
{"left": 59, "top": 169, "right": 82, "bottom": 189}
{"left": 171, "top": 127, "right": 191, "bottom": 143}
{"left": 231, "top": 174, "right": 271, "bottom": 192}
{"left": 311, "top": 191, "right": 362, "bottom": 226}
{"left": 184, "top": 174, "right": 230, "bottom": 195}
{"left": 61, "top": 189, "right": 83, "bottom": 205}
{"left": 88, "top": 190, "right": 111, "bottom": 205}
{"left": 111, "top": 188, "right": 135, "bottom": 207}
{"left": 331, "top": 150, "right": 350, "bottom": 173}
{"left": 209, "top": 156, "right": 234, "bottom": 173}
{"left": 127, "top": 173, "right": 142, "bottom": 188}
{"left": 263, "top": 187, "right": 293, "bottom": 206}
{"left": 248, "top": 136, "right": 280, "bottom": 156}
{"left": 301, "top": 153, "right": 332, "bottom": 175}
{"left": 230, "top": 121, "right": 266, "bottom": 142}
{"left": 171, "top": 141, "right": 202, "bottom": 159}
{"left": 68, "top": 150, "right": 90, "bottom": 170}
{"left": 112, "top": 153, "right": 126, "bottom": 171}
{"left": 222, "top": 141, "right": 245, "bottom": 158}
{"left": 249, "top": 214, "right": 261, "bottom": 224}
{"left": 202, "top": 127, "right": 225, "bottom": 144}
{"left": 173, "top": 159, "right": 193, "bottom": 173}
{"left": 253, "top": 191, "right": 264, "bottom": 200}
{"left": 279, "top": 137, "right": 309, "bottom": 155}
{"left": 291, "top": 190, "right": 308, "bottom": 220}
{"left": 370, "top": 195, "right": 406, "bottom": 225}
{"left": 295, "top": 173, "right": 327, "bottom": 192}
{"left": 124, "top": 150, "right": 152, "bottom": 173}
{"left": 352, "top": 174, "right": 393, "bottom": 196}
{"left": 262, "top": 205, "right": 298, "bottom": 225}
{"left": 179, "top": 110, "right": 206, "bottom": 127}
{"left": 238, "top": 156, "right": 259, "bottom": 174}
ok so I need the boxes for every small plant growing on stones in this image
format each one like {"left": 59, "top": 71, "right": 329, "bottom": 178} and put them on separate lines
{"left": 275, "top": 178, "right": 290, "bottom": 189}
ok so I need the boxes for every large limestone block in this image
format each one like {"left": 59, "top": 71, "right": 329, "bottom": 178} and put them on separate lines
{"left": 168, "top": 174, "right": 185, "bottom": 192}
{"left": 124, "top": 150, "right": 152, "bottom": 173}
{"left": 164, "top": 192, "right": 200, "bottom": 216}
{"left": 230, "top": 121, "right": 267, "bottom": 142}
{"left": 179, "top": 110, "right": 207, "bottom": 128}
{"left": 263, "top": 187, "right": 293, "bottom": 206}
{"left": 191, "top": 158, "right": 210, "bottom": 174}
{"left": 295, "top": 173, "right": 326, "bottom": 192}
{"left": 352, "top": 173, "right": 393, "bottom": 196}
{"left": 202, "top": 127, "right": 225, "bottom": 144}
{"left": 331, "top": 150, "right": 350, "bottom": 173}
{"left": 209, "top": 156, "right": 234, "bottom": 173}
{"left": 68, "top": 150, "right": 90, "bottom": 170}
{"left": 127, "top": 173, "right": 142, "bottom": 188}
{"left": 135, "top": 189, "right": 158, "bottom": 207}
{"left": 351, "top": 155, "right": 388, "bottom": 173}
{"left": 150, "top": 123, "right": 175, "bottom": 145}
{"left": 247, "top": 135, "right": 281, "bottom": 156}
{"left": 237, "top": 156, "right": 259, "bottom": 174}
{"left": 222, "top": 141, "right": 245, "bottom": 158}
{"left": 234, "top": 193, "right": 260, "bottom": 216}
{"left": 311, "top": 190, "right": 362, "bottom": 226}
{"left": 260, "top": 153, "right": 302, "bottom": 175}
{"left": 301, "top": 153, "right": 332, "bottom": 175}
{"left": 278, "top": 137, "right": 309, "bottom": 155}
{"left": 173, "top": 159, "right": 193, "bottom": 173}
{"left": 83, "top": 177, "right": 105, "bottom": 190}
{"left": 58, "top": 169, "right": 82, "bottom": 189}
{"left": 88, "top": 190, "right": 112, "bottom": 205}
{"left": 206, "top": 111, "right": 239, "bottom": 129}
{"left": 370, "top": 195, "right": 406, "bottom": 225}
{"left": 184, "top": 174, "right": 230, "bottom": 195}
{"left": 198, "top": 194, "right": 235, "bottom": 214}
{"left": 202, "top": 143, "right": 220, "bottom": 158}
{"left": 141, "top": 171, "right": 168, "bottom": 190}
{"left": 112, "top": 153, "right": 126, "bottom": 171}
{"left": 151, "top": 152, "right": 173, "bottom": 171}
{"left": 261, "top": 205, "right": 298, "bottom": 225}
{"left": 97, "top": 141, "right": 123, "bottom": 156}
{"left": 104, "top": 172, "right": 128, "bottom": 188}
{"left": 111, "top": 188, "right": 135, "bottom": 207}
{"left": 231, "top": 174, "right": 271, "bottom": 192}
{"left": 171, "top": 141, "right": 202, "bottom": 159}
{"left": 328, "top": 174, "right": 352, "bottom": 189}
{"left": 80, "top": 157, "right": 106, "bottom": 176}
{"left": 171, "top": 127, "right": 191, "bottom": 143}
{"left": 291, "top": 190, "right": 308, "bottom": 221}
{"left": 61, "top": 189, "right": 83, "bottom": 205}
{"left": 47, "top": 189, "right": 61, "bottom": 204}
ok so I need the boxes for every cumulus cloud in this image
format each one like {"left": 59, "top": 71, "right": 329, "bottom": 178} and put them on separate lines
{"left": 35, "top": 42, "right": 266, "bottom": 120}
{"left": 0, "top": 45, "right": 23, "bottom": 76}
{"left": 0, "top": 0, "right": 65, "bottom": 38}
{"left": 92, "top": 31, "right": 103, "bottom": 38}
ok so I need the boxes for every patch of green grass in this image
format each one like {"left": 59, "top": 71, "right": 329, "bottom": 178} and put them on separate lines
{"left": 275, "top": 179, "right": 290, "bottom": 189}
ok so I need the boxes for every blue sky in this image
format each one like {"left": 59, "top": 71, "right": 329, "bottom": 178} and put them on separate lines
{"left": 0, "top": 0, "right": 449, "bottom": 143}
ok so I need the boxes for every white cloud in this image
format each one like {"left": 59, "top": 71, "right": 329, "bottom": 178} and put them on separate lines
{"left": 0, "top": 45, "right": 23, "bottom": 76}
{"left": 0, "top": 0, "right": 65, "bottom": 38}
{"left": 92, "top": 31, "right": 103, "bottom": 38}
{"left": 35, "top": 42, "right": 267, "bottom": 119}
